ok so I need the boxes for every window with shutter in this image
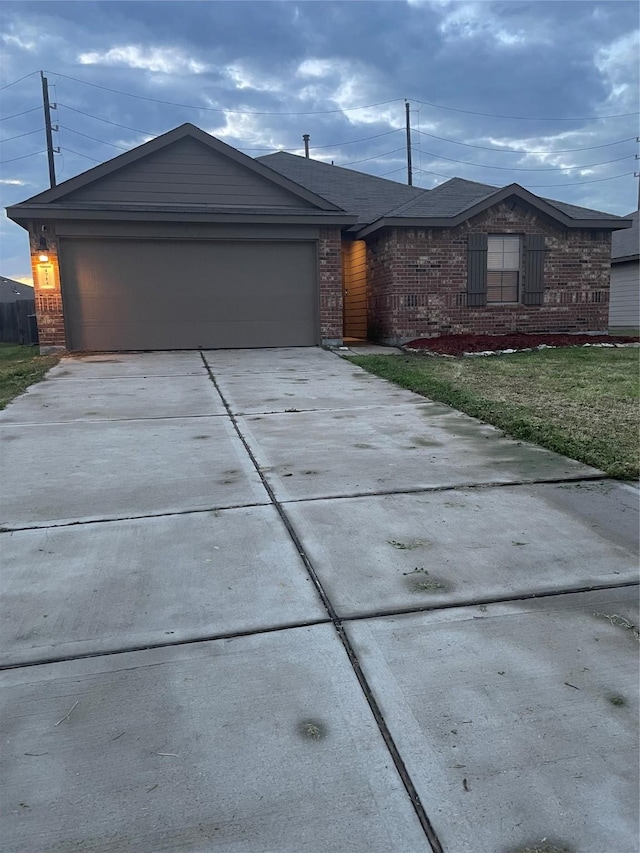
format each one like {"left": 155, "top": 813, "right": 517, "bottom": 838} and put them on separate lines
{"left": 523, "top": 234, "right": 546, "bottom": 305}
{"left": 467, "top": 233, "right": 488, "bottom": 306}
{"left": 487, "top": 235, "right": 520, "bottom": 302}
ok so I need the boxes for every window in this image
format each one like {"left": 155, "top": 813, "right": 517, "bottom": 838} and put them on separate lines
{"left": 487, "top": 235, "right": 520, "bottom": 302}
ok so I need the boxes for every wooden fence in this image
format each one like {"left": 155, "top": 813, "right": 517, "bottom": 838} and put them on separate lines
{"left": 0, "top": 299, "right": 38, "bottom": 344}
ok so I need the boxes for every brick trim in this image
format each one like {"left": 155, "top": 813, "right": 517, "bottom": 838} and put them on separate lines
{"left": 29, "top": 225, "right": 67, "bottom": 352}
{"left": 318, "top": 227, "right": 343, "bottom": 343}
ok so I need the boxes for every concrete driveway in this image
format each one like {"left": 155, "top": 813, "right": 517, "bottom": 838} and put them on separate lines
{"left": 1, "top": 347, "right": 638, "bottom": 853}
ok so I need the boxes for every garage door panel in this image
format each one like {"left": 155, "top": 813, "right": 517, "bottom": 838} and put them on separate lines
{"left": 75, "top": 319, "right": 317, "bottom": 351}
{"left": 60, "top": 239, "right": 318, "bottom": 351}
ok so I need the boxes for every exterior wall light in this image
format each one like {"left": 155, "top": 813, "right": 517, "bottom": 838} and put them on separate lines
{"left": 38, "top": 254, "right": 49, "bottom": 262}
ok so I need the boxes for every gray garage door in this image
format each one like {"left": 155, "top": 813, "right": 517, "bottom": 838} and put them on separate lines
{"left": 59, "top": 238, "right": 318, "bottom": 351}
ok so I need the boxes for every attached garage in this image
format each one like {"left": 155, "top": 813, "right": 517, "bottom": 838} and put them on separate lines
{"left": 7, "top": 123, "right": 353, "bottom": 353}
{"left": 60, "top": 238, "right": 318, "bottom": 351}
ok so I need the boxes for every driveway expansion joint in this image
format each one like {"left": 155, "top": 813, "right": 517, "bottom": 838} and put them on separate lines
{"left": 200, "top": 351, "right": 445, "bottom": 853}
{"left": 341, "top": 579, "right": 640, "bottom": 624}
{"left": 0, "top": 501, "right": 271, "bottom": 533}
{"left": 0, "top": 412, "right": 228, "bottom": 427}
{"left": 0, "top": 617, "right": 334, "bottom": 672}
{"left": 277, "top": 473, "right": 609, "bottom": 505}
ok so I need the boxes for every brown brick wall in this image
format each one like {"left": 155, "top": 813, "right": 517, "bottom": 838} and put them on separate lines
{"left": 366, "top": 200, "right": 611, "bottom": 343}
{"left": 318, "top": 226, "right": 343, "bottom": 343}
{"left": 29, "top": 224, "right": 67, "bottom": 352}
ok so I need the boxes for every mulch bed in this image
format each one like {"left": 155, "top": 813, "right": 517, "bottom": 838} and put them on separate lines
{"left": 405, "top": 333, "right": 639, "bottom": 356}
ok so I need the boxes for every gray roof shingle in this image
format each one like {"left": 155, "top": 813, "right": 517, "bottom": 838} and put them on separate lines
{"left": 385, "top": 177, "right": 628, "bottom": 222}
{"left": 611, "top": 210, "right": 639, "bottom": 261}
{"left": 385, "top": 177, "right": 497, "bottom": 217}
{"left": 257, "top": 152, "right": 424, "bottom": 223}
{"left": 258, "top": 155, "right": 628, "bottom": 229}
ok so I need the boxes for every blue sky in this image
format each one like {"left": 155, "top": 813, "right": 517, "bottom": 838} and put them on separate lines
{"left": 1, "top": 0, "right": 638, "bottom": 283}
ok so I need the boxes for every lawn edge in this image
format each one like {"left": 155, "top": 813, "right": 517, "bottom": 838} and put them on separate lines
{"left": 347, "top": 352, "right": 639, "bottom": 481}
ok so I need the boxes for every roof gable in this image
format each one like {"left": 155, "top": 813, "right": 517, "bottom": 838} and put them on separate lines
{"left": 356, "top": 178, "right": 632, "bottom": 236}
{"left": 19, "top": 124, "right": 342, "bottom": 212}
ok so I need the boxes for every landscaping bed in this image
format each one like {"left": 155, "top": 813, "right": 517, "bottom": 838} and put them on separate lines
{"left": 405, "top": 332, "right": 639, "bottom": 356}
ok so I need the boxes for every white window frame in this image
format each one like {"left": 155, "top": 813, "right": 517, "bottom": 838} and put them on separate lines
{"left": 487, "top": 235, "right": 521, "bottom": 303}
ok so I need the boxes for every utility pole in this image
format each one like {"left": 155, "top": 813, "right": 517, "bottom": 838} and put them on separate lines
{"left": 405, "top": 100, "right": 412, "bottom": 186}
{"left": 303, "top": 134, "right": 310, "bottom": 158}
{"left": 635, "top": 142, "right": 639, "bottom": 209}
{"left": 40, "top": 71, "right": 57, "bottom": 188}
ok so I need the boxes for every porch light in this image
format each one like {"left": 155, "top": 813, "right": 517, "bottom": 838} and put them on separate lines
{"left": 38, "top": 254, "right": 49, "bottom": 262}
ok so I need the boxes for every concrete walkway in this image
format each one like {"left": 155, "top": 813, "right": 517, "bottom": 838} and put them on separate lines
{"left": 1, "top": 347, "right": 638, "bottom": 852}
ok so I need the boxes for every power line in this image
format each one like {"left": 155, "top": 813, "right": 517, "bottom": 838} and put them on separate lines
{"left": 413, "top": 166, "right": 635, "bottom": 188}
{"left": 47, "top": 72, "right": 401, "bottom": 115}
{"left": 0, "top": 149, "right": 46, "bottom": 165}
{"left": 61, "top": 147, "right": 101, "bottom": 162}
{"left": 341, "top": 147, "right": 406, "bottom": 167}
{"left": 59, "top": 103, "right": 155, "bottom": 135}
{"left": 59, "top": 125, "right": 129, "bottom": 150}
{"left": 378, "top": 166, "right": 407, "bottom": 177}
{"left": 261, "top": 129, "right": 404, "bottom": 151}
{"left": 47, "top": 71, "right": 640, "bottom": 121}
{"left": 0, "top": 70, "right": 40, "bottom": 91}
{"left": 412, "top": 127, "right": 637, "bottom": 155}
{"left": 528, "top": 172, "right": 636, "bottom": 187}
{"left": 416, "top": 149, "right": 633, "bottom": 172}
{"left": 58, "top": 103, "right": 404, "bottom": 151}
{"left": 0, "top": 128, "right": 42, "bottom": 143}
{"left": 411, "top": 97, "right": 640, "bottom": 121}
{"left": 0, "top": 106, "right": 41, "bottom": 122}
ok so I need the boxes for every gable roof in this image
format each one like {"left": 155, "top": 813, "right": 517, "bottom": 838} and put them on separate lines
{"left": 10, "top": 124, "right": 346, "bottom": 216}
{"left": 259, "top": 154, "right": 630, "bottom": 236}
{"left": 6, "top": 123, "right": 631, "bottom": 238}
{"left": 257, "top": 152, "right": 424, "bottom": 224}
{"left": 611, "top": 210, "right": 639, "bottom": 263}
{"left": 354, "top": 177, "right": 632, "bottom": 237}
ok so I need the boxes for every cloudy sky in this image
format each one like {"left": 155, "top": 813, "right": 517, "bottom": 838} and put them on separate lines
{"left": 1, "top": 0, "right": 638, "bottom": 284}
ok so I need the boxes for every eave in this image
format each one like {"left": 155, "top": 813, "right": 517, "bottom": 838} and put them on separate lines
{"left": 6, "top": 205, "right": 356, "bottom": 228}
{"left": 612, "top": 254, "right": 640, "bottom": 265}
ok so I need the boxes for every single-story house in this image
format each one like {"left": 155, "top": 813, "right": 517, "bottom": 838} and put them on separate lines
{"left": 0, "top": 276, "right": 34, "bottom": 303}
{"left": 609, "top": 209, "right": 639, "bottom": 334}
{"left": 6, "top": 123, "right": 632, "bottom": 353}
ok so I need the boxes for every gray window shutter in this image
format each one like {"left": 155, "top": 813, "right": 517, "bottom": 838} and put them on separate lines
{"left": 523, "top": 234, "right": 546, "bottom": 305}
{"left": 467, "top": 233, "right": 487, "bottom": 306}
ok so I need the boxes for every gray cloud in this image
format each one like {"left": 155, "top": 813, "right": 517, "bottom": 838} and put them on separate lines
{"left": 1, "top": 0, "right": 638, "bottom": 281}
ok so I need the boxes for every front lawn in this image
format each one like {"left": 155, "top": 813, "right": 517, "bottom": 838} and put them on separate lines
{"left": 0, "top": 344, "right": 60, "bottom": 410}
{"left": 349, "top": 347, "right": 639, "bottom": 480}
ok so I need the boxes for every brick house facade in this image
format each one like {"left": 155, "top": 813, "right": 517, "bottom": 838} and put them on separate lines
{"left": 7, "top": 127, "right": 630, "bottom": 352}
{"left": 365, "top": 201, "right": 612, "bottom": 344}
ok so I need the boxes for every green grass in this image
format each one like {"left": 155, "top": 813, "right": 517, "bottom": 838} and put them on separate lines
{"left": 0, "top": 344, "right": 60, "bottom": 410}
{"left": 349, "top": 347, "right": 640, "bottom": 480}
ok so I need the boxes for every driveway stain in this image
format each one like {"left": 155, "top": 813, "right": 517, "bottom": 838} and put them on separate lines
{"left": 297, "top": 719, "right": 327, "bottom": 741}
{"left": 410, "top": 436, "right": 443, "bottom": 447}
{"left": 388, "top": 539, "right": 430, "bottom": 550}
{"left": 402, "top": 567, "right": 447, "bottom": 592}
